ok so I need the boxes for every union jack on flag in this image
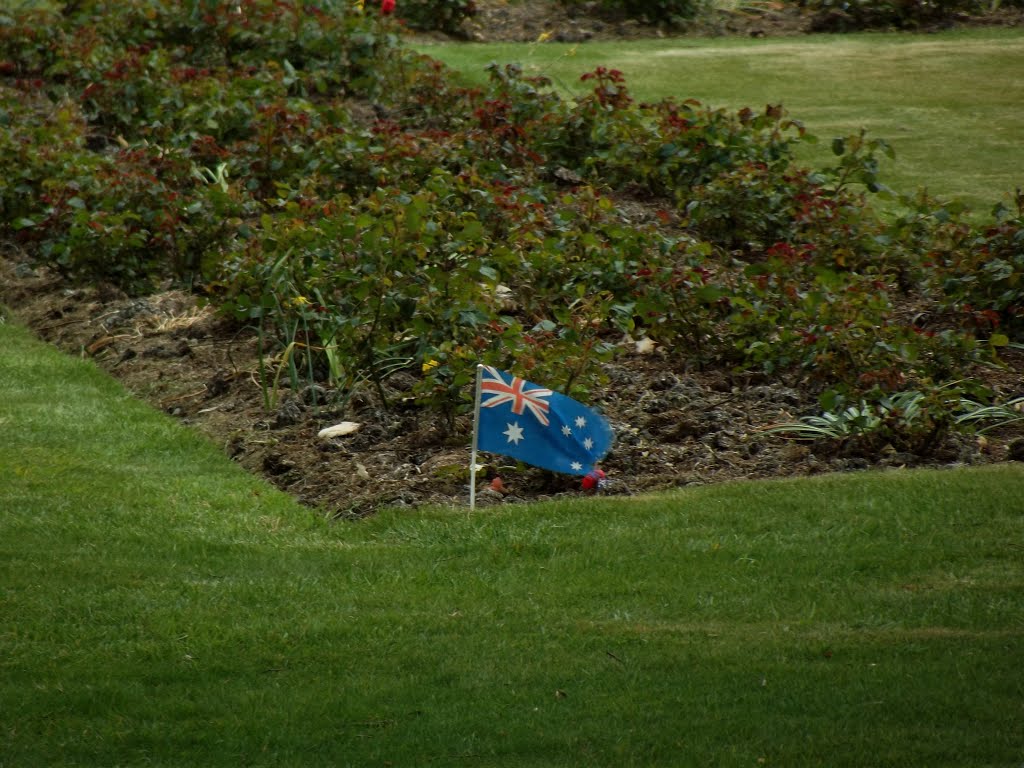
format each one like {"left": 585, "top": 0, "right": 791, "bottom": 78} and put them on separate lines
{"left": 480, "top": 366, "right": 552, "bottom": 426}
{"left": 474, "top": 366, "right": 613, "bottom": 476}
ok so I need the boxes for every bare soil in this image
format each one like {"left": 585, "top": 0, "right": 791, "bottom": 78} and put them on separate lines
{"left": 3, "top": 5, "right": 1022, "bottom": 515}
{"left": 453, "top": 0, "right": 812, "bottom": 42}
{"left": 447, "top": 0, "right": 1024, "bottom": 43}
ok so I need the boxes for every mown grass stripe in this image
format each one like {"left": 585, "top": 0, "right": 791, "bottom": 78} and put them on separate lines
{"left": 417, "top": 28, "right": 1024, "bottom": 212}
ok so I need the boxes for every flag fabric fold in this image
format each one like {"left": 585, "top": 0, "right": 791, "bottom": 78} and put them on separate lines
{"left": 473, "top": 365, "right": 613, "bottom": 476}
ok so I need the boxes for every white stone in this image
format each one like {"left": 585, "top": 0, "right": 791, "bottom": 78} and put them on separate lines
{"left": 317, "top": 422, "right": 362, "bottom": 439}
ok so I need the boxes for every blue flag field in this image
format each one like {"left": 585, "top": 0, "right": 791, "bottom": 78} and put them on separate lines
{"left": 473, "top": 365, "right": 614, "bottom": 477}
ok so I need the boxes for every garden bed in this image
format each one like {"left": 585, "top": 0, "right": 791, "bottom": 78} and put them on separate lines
{"left": 3, "top": 254, "right": 1020, "bottom": 517}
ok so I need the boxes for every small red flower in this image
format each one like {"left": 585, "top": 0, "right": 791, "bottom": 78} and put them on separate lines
{"left": 380, "top": 0, "right": 395, "bottom": 14}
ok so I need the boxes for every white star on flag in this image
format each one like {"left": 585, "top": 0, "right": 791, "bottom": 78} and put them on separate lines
{"left": 503, "top": 422, "right": 524, "bottom": 445}
{"left": 571, "top": 461, "right": 583, "bottom": 471}
{"left": 575, "top": 416, "right": 587, "bottom": 429}
{"left": 583, "top": 437, "right": 594, "bottom": 450}
{"left": 561, "top": 425, "right": 572, "bottom": 437}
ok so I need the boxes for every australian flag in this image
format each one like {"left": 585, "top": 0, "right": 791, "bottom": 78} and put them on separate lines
{"left": 474, "top": 366, "right": 614, "bottom": 476}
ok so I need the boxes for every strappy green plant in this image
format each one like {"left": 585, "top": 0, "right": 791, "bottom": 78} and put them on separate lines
{"left": 761, "top": 390, "right": 927, "bottom": 441}
{"left": 955, "top": 395, "right": 1024, "bottom": 433}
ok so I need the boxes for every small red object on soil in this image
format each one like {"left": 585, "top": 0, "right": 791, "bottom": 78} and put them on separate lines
{"left": 581, "top": 469, "right": 606, "bottom": 491}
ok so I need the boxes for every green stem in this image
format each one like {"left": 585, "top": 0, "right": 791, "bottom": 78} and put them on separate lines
{"left": 257, "top": 319, "right": 271, "bottom": 412}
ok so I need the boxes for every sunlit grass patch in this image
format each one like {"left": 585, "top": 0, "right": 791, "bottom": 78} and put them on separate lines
{"left": 417, "top": 28, "right": 1024, "bottom": 212}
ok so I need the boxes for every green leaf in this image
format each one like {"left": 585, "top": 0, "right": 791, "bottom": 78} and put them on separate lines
{"left": 459, "top": 220, "right": 484, "bottom": 242}
{"left": 458, "top": 309, "right": 486, "bottom": 327}
{"left": 695, "top": 285, "right": 724, "bottom": 303}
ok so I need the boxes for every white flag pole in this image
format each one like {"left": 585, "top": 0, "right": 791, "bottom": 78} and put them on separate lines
{"left": 469, "top": 364, "right": 484, "bottom": 512}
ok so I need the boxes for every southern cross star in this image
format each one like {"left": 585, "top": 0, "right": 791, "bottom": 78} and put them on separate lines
{"left": 503, "top": 421, "right": 525, "bottom": 445}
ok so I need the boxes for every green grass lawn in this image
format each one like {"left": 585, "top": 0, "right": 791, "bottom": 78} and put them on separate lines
{"left": 415, "top": 28, "right": 1024, "bottom": 214}
{"left": 2, "top": 316, "right": 1023, "bottom": 766}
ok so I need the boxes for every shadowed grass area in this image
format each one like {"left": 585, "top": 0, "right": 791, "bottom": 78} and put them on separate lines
{"left": 2, "top": 317, "right": 1023, "bottom": 766}
{"left": 416, "top": 29, "right": 1024, "bottom": 213}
